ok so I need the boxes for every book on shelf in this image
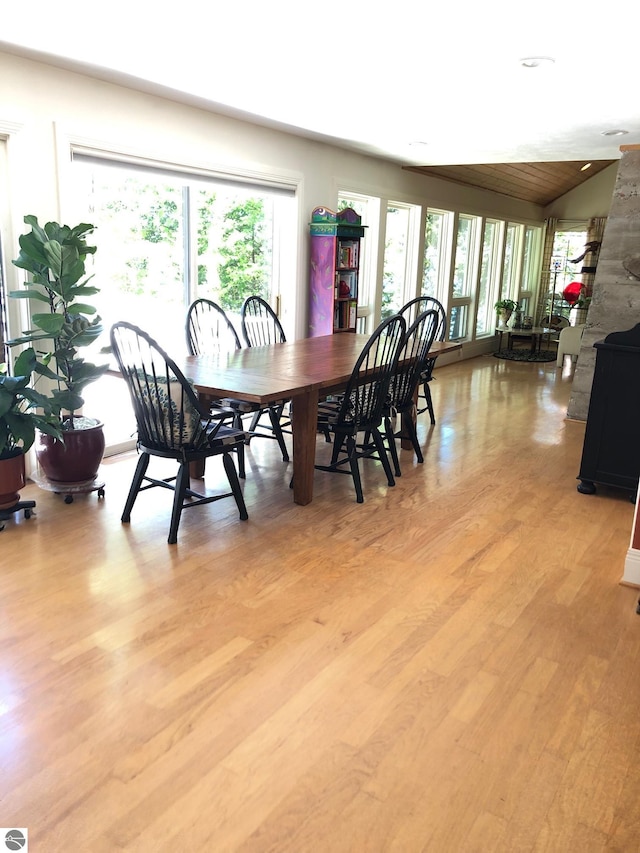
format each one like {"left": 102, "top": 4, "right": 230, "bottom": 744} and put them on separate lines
{"left": 338, "top": 240, "right": 359, "bottom": 269}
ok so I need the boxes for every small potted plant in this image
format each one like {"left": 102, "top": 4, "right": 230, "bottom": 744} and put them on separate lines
{"left": 9, "top": 215, "right": 109, "bottom": 486}
{"left": 494, "top": 298, "right": 519, "bottom": 329}
{"left": 0, "top": 347, "right": 62, "bottom": 508}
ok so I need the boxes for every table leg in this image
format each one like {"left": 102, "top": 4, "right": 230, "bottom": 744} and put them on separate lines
{"left": 290, "top": 387, "right": 319, "bottom": 505}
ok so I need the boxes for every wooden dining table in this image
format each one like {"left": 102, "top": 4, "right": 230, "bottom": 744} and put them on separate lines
{"left": 181, "top": 334, "right": 461, "bottom": 505}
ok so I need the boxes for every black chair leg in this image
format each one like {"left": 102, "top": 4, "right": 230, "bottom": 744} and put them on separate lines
{"left": 346, "top": 436, "right": 364, "bottom": 504}
{"left": 330, "top": 433, "right": 346, "bottom": 466}
{"left": 223, "top": 452, "right": 249, "bottom": 520}
{"left": 402, "top": 412, "right": 424, "bottom": 464}
{"left": 384, "top": 417, "right": 402, "bottom": 477}
{"left": 371, "top": 427, "right": 396, "bottom": 487}
{"left": 168, "top": 462, "right": 191, "bottom": 544}
{"left": 423, "top": 380, "right": 436, "bottom": 425}
{"left": 249, "top": 410, "right": 261, "bottom": 433}
{"left": 122, "top": 452, "right": 150, "bottom": 522}
{"left": 231, "top": 413, "right": 246, "bottom": 479}
{"left": 268, "top": 405, "right": 290, "bottom": 462}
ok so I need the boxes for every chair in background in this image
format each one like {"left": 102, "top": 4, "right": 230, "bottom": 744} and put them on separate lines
{"left": 382, "top": 309, "right": 439, "bottom": 477}
{"left": 186, "top": 297, "right": 242, "bottom": 355}
{"left": 314, "top": 314, "right": 406, "bottom": 503}
{"left": 239, "top": 296, "right": 290, "bottom": 461}
{"left": 400, "top": 296, "right": 447, "bottom": 424}
{"left": 241, "top": 295, "right": 287, "bottom": 347}
{"left": 540, "top": 314, "right": 571, "bottom": 331}
{"left": 111, "top": 321, "right": 248, "bottom": 544}
{"left": 186, "top": 298, "right": 257, "bottom": 476}
{"left": 556, "top": 323, "right": 586, "bottom": 368}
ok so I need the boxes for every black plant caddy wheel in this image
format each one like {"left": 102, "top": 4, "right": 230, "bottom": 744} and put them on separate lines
{"left": 0, "top": 499, "right": 37, "bottom": 530}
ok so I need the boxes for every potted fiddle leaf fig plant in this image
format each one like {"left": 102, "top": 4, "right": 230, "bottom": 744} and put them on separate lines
{"left": 0, "top": 347, "right": 62, "bottom": 509}
{"left": 9, "top": 215, "right": 109, "bottom": 485}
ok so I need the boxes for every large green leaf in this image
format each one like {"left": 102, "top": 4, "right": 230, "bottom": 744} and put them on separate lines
{"left": 67, "top": 303, "right": 97, "bottom": 316}
{"left": 12, "top": 347, "right": 38, "bottom": 377}
{"left": 51, "top": 388, "right": 84, "bottom": 413}
{"left": 9, "top": 288, "right": 51, "bottom": 304}
{"left": 24, "top": 214, "right": 48, "bottom": 242}
{"left": 32, "top": 313, "right": 65, "bottom": 335}
{"left": 43, "top": 239, "right": 63, "bottom": 279}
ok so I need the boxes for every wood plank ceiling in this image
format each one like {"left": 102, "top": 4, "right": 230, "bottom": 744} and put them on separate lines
{"left": 403, "top": 160, "right": 616, "bottom": 206}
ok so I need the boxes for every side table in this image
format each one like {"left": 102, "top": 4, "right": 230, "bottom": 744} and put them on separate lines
{"left": 495, "top": 327, "right": 555, "bottom": 353}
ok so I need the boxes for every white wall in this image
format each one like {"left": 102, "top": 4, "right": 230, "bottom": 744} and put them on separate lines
{"left": 544, "top": 163, "right": 618, "bottom": 220}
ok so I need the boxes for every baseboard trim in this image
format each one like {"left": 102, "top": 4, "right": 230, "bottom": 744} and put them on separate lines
{"left": 622, "top": 547, "right": 640, "bottom": 588}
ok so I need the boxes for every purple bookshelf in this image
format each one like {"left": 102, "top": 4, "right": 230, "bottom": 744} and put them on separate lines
{"left": 309, "top": 206, "right": 365, "bottom": 336}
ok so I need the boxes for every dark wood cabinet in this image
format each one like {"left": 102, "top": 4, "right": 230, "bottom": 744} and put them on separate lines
{"left": 577, "top": 323, "right": 640, "bottom": 498}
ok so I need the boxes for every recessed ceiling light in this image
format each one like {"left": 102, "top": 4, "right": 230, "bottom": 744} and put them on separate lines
{"left": 580, "top": 163, "right": 592, "bottom": 171}
{"left": 601, "top": 129, "right": 629, "bottom": 137}
{"left": 519, "top": 56, "right": 555, "bottom": 68}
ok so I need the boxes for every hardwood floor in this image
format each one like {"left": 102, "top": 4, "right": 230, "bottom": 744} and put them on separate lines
{"left": 1, "top": 354, "right": 639, "bottom": 852}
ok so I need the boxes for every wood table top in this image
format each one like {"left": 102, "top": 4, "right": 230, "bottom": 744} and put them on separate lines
{"left": 182, "top": 335, "right": 461, "bottom": 404}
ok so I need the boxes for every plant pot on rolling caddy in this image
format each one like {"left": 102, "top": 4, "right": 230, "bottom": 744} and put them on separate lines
{"left": 9, "top": 216, "right": 110, "bottom": 497}
{"left": 35, "top": 415, "right": 105, "bottom": 485}
{"left": 0, "top": 347, "right": 62, "bottom": 521}
{"left": 0, "top": 449, "right": 26, "bottom": 510}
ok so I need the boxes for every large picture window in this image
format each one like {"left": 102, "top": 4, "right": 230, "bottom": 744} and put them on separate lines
{"left": 69, "top": 154, "right": 296, "bottom": 452}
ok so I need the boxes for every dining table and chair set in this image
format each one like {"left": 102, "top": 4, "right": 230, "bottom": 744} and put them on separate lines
{"left": 109, "top": 294, "right": 461, "bottom": 543}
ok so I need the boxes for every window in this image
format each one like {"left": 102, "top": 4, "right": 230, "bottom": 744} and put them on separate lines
{"left": 501, "top": 223, "right": 524, "bottom": 305}
{"left": 381, "top": 202, "right": 420, "bottom": 319}
{"left": 69, "top": 153, "right": 296, "bottom": 453}
{"left": 547, "top": 227, "right": 587, "bottom": 320}
{"left": 519, "top": 225, "right": 542, "bottom": 318}
{"left": 422, "top": 209, "right": 452, "bottom": 301}
{"left": 449, "top": 214, "right": 480, "bottom": 340}
{"left": 338, "top": 192, "right": 378, "bottom": 331}
{"left": 476, "top": 219, "right": 504, "bottom": 336}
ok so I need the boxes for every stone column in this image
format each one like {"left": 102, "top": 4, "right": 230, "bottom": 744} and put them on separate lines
{"left": 568, "top": 145, "right": 640, "bottom": 420}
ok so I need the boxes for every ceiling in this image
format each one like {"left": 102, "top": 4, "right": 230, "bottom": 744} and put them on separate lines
{"left": 0, "top": 2, "right": 636, "bottom": 206}
{"left": 404, "top": 160, "right": 617, "bottom": 206}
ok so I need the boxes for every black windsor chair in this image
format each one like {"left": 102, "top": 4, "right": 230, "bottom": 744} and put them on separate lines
{"left": 381, "top": 308, "right": 439, "bottom": 477}
{"left": 186, "top": 298, "right": 288, "bottom": 477}
{"left": 241, "top": 295, "right": 287, "bottom": 347}
{"left": 186, "top": 297, "right": 242, "bottom": 355}
{"left": 111, "top": 321, "right": 249, "bottom": 545}
{"left": 399, "top": 296, "right": 447, "bottom": 424}
{"left": 314, "top": 314, "right": 406, "bottom": 504}
{"left": 239, "top": 295, "right": 290, "bottom": 462}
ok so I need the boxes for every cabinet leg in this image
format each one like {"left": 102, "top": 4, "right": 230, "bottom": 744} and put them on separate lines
{"left": 577, "top": 479, "right": 596, "bottom": 495}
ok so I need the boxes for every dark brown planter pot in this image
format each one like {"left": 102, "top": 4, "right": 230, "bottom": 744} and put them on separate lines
{"left": 36, "top": 418, "right": 105, "bottom": 484}
{"left": 0, "top": 450, "right": 26, "bottom": 509}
